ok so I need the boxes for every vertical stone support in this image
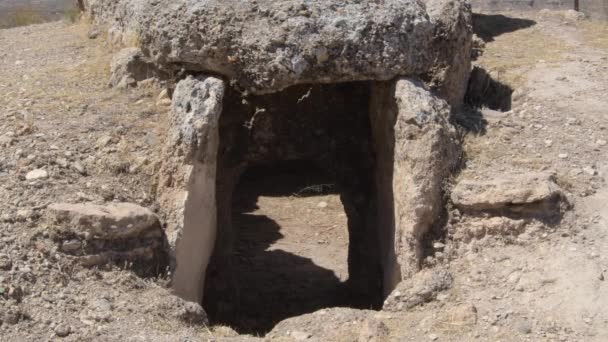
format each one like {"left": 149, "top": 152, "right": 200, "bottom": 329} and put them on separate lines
{"left": 158, "top": 75, "right": 225, "bottom": 303}
{"left": 371, "top": 78, "right": 458, "bottom": 296}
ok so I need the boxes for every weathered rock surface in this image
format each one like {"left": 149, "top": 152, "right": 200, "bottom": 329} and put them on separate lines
{"left": 48, "top": 202, "right": 160, "bottom": 239}
{"left": 451, "top": 172, "right": 566, "bottom": 215}
{"left": 25, "top": 169, "right": 48, "bottom": 180}
{"left": 108, "top": 47, "right": 161, "bottom": 88}
{"left": 83, "top": 0, "right": 472, "bottom": 107}
{"left": 157, "top": 75, "right": 225, "bottom": 302}
{"left": 47, "top": 202, "right": 165, "bottom": 268}
{"left": 383, "top": 267, "right": 452, "bottom": 311}
{"left": 371, "top": 77, "right": 459, "bottom": 291}
{"left": 451, "top": 216, "right": 532, "bottom": 242}
{"left": 437, "top": 304, "right": 478, "bottom": 328}
{"left": 267, "top": 307, "right": 380, "bottom": 341}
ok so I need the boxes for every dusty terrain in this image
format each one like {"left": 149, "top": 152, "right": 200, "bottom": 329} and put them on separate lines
{"left": 0, "top": 0, "right": 76, "bottom": 28}
{"left": 1, "top": 8, "right": 608, "bottom": 342}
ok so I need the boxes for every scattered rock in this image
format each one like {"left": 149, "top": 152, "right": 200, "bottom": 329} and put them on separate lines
{"left": 269, "top": 308, "right": 372, "bottom": 341}
{"left": 7, "top": 285, "right": 24, "bottom": 302}
{"left": 358, "top": 318, "right": 389, "bottom": 342}
{"left": 87, "top": 26, "right": 100, "bottom": 39}
{"left": 482, "top": 108, "right": 509, "bottom": 121}
{"left": 108, "top": 48, "right": 162, "bottom": 88}
{"left": 96, "top": 135, "right": 113, "bottom": 149}
{"left": 291, "top": 331, "right": 312, "bottom": 341}
{"left": 72, "top": 161, "right": 86, "bottom": 175}
{"left": 54, "top": 323, "right": 71, "bottom": 337}
{"left": 383, "top": 268, "right": 452, "bottom": 311}
{"left": 438, "top": 304, "right": 478, "bottom": 328}
{"left": 25, "top": 169, "right": 48, "bottom": 180}
{"left": 0, "top": 135, "right": 14, "bottom": 147}
{"left": 516, "top": 319, "right": 532, "bottom": 334}
{"left": 454, "top": 217, "right": 527, "bottom": 241}
{"left": 55, "top": 157, "right": 68, "bottom": 168}
{"left": 563, "top": 9, "right": 585, "bottom": 21}
{"left": 47, "top": 202, "right": 165, "bottom": 268}
{"left": 2, "top": 307, "right": 22, "bottom": 325}
{"left": 156, "top": 89, "right": 172, "bottom": 107}
{"left": 180, "top": 301, "right": 207, "bottom": 324}
{"left": 451, "top": 172, "right": 566, "bottom": 216}
{"left": 0, "top": 253, "right": 12, "bottom": 270}
{"left": 61, "top": 240, "right": 82, "bottom": 253}
{"left": 583, "top": 166, "right": 596, "bottom": 176}
{"left": 47, "top": 202, "right": 160, "bottom": 239}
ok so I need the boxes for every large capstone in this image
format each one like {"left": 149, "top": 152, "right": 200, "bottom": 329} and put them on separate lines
{"left": 82, "top": 0, "right": 472, "bottom": 108}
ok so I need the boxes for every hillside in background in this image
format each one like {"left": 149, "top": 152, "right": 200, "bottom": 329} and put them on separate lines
{"left": 0, "top": 0, "right": 76, "bottom": 28}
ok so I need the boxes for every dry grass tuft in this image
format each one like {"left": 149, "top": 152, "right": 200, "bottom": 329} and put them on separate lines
{"left": 476, "top": 26, "right": 568, "bottom": 89}
{"left": 0, "top": 4, "right": 82, "bottom": 29}
{"left": 0, "top": 6, "right": 45, "bottom": 28}
{"left": 63, "top": 7, "right": 81, "bottom": 24}
{"left": 581, "top": 20, "right": 608, "bottom": 51}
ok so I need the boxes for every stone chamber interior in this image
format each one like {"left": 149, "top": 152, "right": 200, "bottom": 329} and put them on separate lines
{"left": 202, "top": 81, "right": 385, "bottom": 334}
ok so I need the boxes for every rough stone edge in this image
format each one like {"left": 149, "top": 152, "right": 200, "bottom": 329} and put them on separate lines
{"left": 371, "top": 77, "right": 459, "bottom": 295}
{"left": 157, "top": 75, "right": 225, "bottom": 302}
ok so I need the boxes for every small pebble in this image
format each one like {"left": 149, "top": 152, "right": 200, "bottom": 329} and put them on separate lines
{"left": 54, "top": 324, "right": 71, "bottom": 337}
{"left": 25, "top": 169, "right": 48, "bottom": 180}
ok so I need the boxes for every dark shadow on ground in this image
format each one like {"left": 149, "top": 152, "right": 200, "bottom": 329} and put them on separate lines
{"left": 209, "top": 162, "right": 353, "bottom": 335}
{"left": 455, "top": 65, "right": 516, "bottom": 135}
{"left": 473, "top": 13, "right": 536, "bottom": 42}
{"left": 465, "top": 66, "right": 514, "bottom": 112}
{"left": 229, "top": 214, "right": 348, "bottom": 334}
{"left": 452, "top": 107, "right": 488, "bottom": 135}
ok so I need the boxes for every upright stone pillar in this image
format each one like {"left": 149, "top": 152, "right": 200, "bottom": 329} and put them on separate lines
{"left": 371, "top": 78, "right": 458, "bottom": 295}
{"left": 158, "top": 76, "right": 225, "bottom": 303}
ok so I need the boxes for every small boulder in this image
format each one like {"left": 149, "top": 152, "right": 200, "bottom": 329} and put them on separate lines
{"left": 383, "top": 267, "right": 452, "bottom": 311}
{"left": 47, "top": 203, "right": 165, "bottom": 269}
{"left": 87, "top": 26, "right": 101, "bottom": 39}
{"left": 563, "top": 9, "right": 585, "bottom": 21}
{"left": 451, "top": 172, "right": 566, "bottom": 216}
{"left": 108, "top": 48, "right": 159, "bottom": 88}
{"left": 54, "top": 324, "right": 71, "bottom": 337}
{"left": 47, "top": 202, "right": 160, "bottom": 240}
{"left": 25, "top": 169, "right": 48, "bottom": 180}
{"left": 437, "top": 304, "right": 477, "bottom": 328}
{"left": 358, "top": 318, "right": 390, "bottom": 342}
{"left": 453, "top": 217, "right": 527, "bottom": 241}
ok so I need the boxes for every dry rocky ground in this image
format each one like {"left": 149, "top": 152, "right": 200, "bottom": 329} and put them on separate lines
{"left": 1, "top": 9, "right": 608, "bottom": 342}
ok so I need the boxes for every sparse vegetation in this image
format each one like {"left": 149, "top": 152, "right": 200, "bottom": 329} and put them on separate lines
{"left": 63, "top": 7, "right": 81, "bottom": 24}
{"left": 475, "top": 25, "right": 568, "bottom": 88}
{"left": 0, "top": 3, "right": 81, "bottom": 29}
{"left": 581, "top": 20, "right": 608, "bottom": 51}
{"left": 0, "top": 6, "right": 45, "bottom": 28}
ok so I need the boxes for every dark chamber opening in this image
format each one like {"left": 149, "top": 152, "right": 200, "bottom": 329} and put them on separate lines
{"left": 204, "top": 81, "right": 383, "bottom": 334}
{"left": 228, "top": 161, "right": 350, "bottom": 333}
